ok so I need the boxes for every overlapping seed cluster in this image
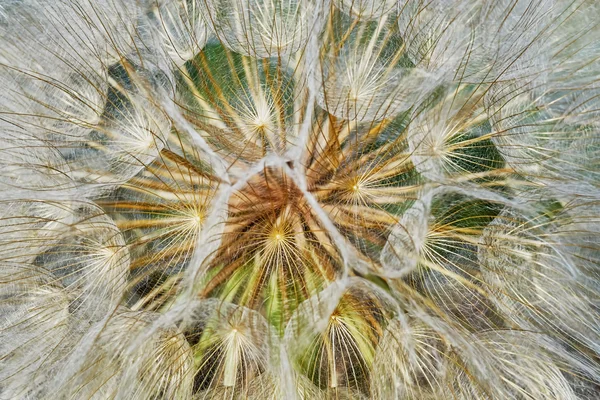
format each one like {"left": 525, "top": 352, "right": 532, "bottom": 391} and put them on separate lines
{"left": 0, "top": 0, "right": 599, "bottom": 399}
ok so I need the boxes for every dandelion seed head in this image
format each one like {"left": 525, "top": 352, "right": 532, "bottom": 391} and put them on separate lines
{"left": 1, "top": 0, "right": 599, "bottom": 398}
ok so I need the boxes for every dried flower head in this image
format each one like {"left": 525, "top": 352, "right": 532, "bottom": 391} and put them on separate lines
{"left": 1, "top": 0, "right": 599, "bottom": 399}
